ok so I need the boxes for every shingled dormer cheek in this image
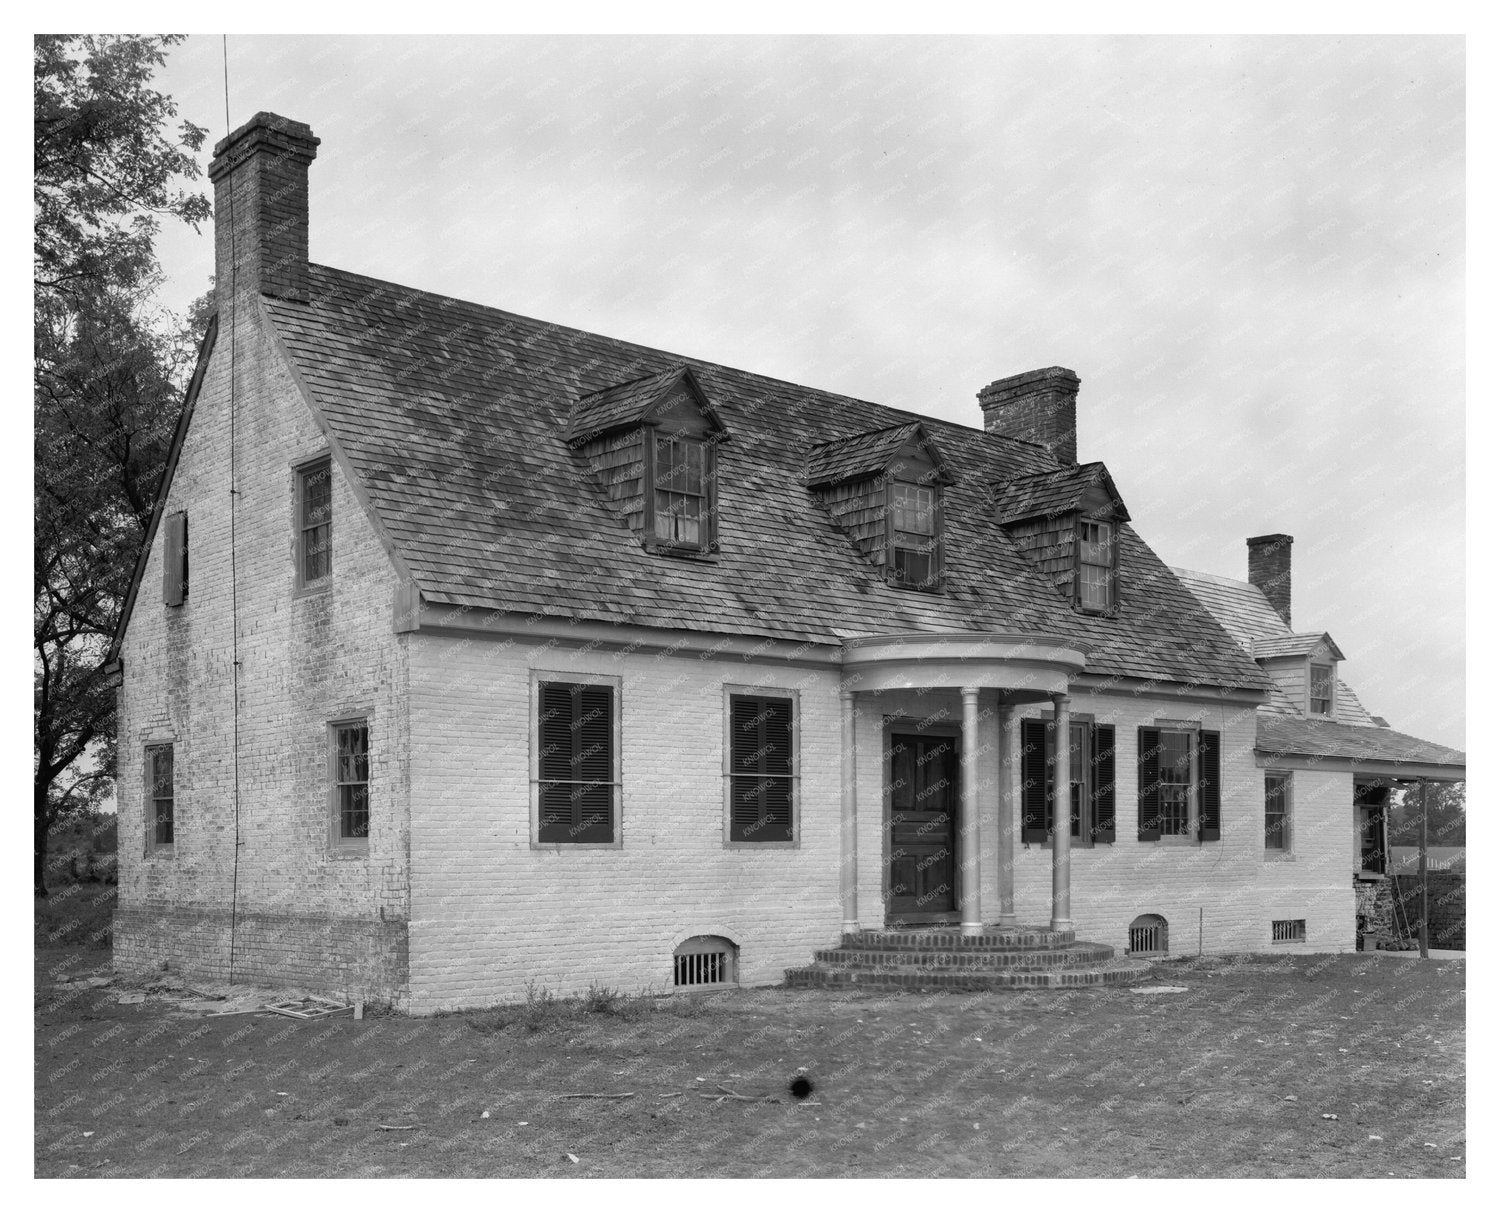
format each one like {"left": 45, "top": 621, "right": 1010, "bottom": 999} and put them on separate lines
{"left": 806, "top": 422, "right": 955, "bottom": 592}
{"left": 564, "top": 365, "right": 728, "bottom": 558}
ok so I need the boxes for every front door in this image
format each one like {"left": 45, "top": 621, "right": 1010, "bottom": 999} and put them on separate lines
{"left": 888, "top": 732, "right": 959, "bottom": 920}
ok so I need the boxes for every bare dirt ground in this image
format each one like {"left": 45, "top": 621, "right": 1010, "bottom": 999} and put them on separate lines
{"left": 35, "top": 904, "right": 1464, "bottom": 1178}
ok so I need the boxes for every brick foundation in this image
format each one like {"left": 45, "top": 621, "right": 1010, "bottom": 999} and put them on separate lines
{"left": 114, "top": 904, "right": 408, "bottom": 1003}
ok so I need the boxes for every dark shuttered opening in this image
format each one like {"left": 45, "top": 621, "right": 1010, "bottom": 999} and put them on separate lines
{"left": 538, "top": 682, "right": 615, "bottom": 844}
{"left": 1020, "top": 718, "right": 1050, "bottom": 844}
{"left": 1091, "top": 724, "right": 1116, "bottom": 843}
{"left": 730, "top": 695, "right": 794, "bottom": 843}
{"left": 162, "top": 511, "right": 188, "bottom": 606}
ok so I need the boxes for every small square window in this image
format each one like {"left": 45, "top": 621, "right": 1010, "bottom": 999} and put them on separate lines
{"left": 297, "top": 458, "right": 332, "bottom": 589}
{"left": 1272, "top": 918, "right": 1306, "bottom": 943}
{"left": 332, "top": 721, "right": 369, "bottom": 844}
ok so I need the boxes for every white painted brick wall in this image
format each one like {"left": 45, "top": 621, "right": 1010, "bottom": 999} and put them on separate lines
{"left": 114, "top": 296, "right": 411, "bottom": 997}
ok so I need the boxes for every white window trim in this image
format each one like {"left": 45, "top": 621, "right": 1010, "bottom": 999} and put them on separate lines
{"left": 143, "top": 739, "right": 177, "bottom": 858}
{"left": 328, "top": 715, "right": 372, "bottom": 857}
{"left": 293, "top": 453, "right": 333, "bottom": 596}
{"left": 722, "top": 683, "right": 801, "bottom": 848}
{"left": 1264, "top": 769, "right": 1295, "bottom": 860}
{"left": 1153, "top": 721, "right": 1200, "bottom": 846}
{"left": 529, "top": 670, "right": 624, "bottom": 851}
{"left": 1308, "top": 661, "right": 1336, "bottom": 718}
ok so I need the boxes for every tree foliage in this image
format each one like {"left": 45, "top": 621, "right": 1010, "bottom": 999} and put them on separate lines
{"left": 34, "top": 34, "right": 209, "bottom": 895}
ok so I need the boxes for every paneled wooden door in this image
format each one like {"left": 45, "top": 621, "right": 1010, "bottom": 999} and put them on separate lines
{"left": 888, "top": 732, "right": 959, "bottom": 920}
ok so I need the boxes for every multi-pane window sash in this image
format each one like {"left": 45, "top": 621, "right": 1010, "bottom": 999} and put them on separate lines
{"left": 1309, "top": 663, "right": 1333, "bottom": 715}
{"left": 335, "top": 723, "right": 370, "bottom": 841}
{"left": 1265, "top": 772, "right": 1291, "bottom": 850}
{"left": 891, "top": 482, "right": 937, "bottom": 586}
{"left": 729, "top": 695, "right": 794, "bottom": 843}
{"left": 538, "top": 682, "right": 615, "bottom": 844}
{"left": 653, "top": 436, "right": 707, "bottom": 549}
{"left": 299, "top": 459, "right": 332, "bottom": 585}
{"left": 1079, "top": 520, "right": 1114, "bottom": 611}
{"left": 1136, "top": 726, "right": 1221, "bottom": 843}
{"left": 147, "top": 745, "right": 174, "bottom": 848}
{"left": 1020, "top": 718, "right": 1116, "bottom": 844}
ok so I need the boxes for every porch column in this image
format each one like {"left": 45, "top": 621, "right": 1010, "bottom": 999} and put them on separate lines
{"left": 959, "top": 686, "right": 983, "bottom": 936}
{"left": 840, "top": 689, "right": 859, "bottom": 935}
{"left": 996, "top": 702, "right": 1018, "bottom": 927}
{"left": 1050, "top": 691, "right": 1072, "bottom": 932}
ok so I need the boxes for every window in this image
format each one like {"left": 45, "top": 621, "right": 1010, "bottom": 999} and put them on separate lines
{"left": 889, "top": 481, "right": 940, "bottom": 588}
{"left": 297, "top": 458, "right": 332, "bottom": 588}
{"left": 1128, "top": 914, "right": 1168, "bottom": 956}
{"left": 651, "top": 434, "right": 711, "bottom": 552}
{"left": 163, "top": 512, "right": 188, "bottom": 606}
{"left": 332, "top": 722, "right": 370, "bottom": 844}
{"left": 1265, "top": 771, "right": 1292, "bottom": 852}
{"left": 1078, "top": 519, "right": 1115, "bottom": 611}
{"left": 1309, "top": 663, "right": 1333, "bottom": 716}
{"left": 537, "top": 681, "right": 617, "bottom": 844}
{"left": 145, "top": 744, "right": 174, "bottom": 851}
{"left": 1137, "top": 726, "right": 1221, "bottom": 843}
{"left": 1020, "top": 718, "right": 1116, "bottom": 845}
{"left": 674, "top": 935, "right": 738, "bottom": 988}
{"left": 728, "top": 693, "right": 796, "bottom": 843}
{"left": 1271, "top": 919, "right": 1307, "bottom": 943}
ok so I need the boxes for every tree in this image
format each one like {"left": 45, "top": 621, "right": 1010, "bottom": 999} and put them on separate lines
{"left": 34, "top": 35, "right": 209, "bottom": 896}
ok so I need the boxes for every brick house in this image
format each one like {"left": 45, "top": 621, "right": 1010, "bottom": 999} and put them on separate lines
{"left": 107, "top": 113, "right": 1464, "bottom": 1012}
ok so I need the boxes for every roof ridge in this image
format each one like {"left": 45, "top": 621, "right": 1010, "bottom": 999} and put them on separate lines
{"left": 305, "top": 262, "right": 1057, "bottom": 458}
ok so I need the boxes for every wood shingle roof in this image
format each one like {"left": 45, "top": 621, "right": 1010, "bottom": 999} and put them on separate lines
{"left": 263, "top": 265, "right": 1272, "bottom": 692}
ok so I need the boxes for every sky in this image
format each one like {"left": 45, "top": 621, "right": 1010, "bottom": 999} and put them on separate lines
{"left": 148, "top": 33, "right": 1465, "bottom": 750}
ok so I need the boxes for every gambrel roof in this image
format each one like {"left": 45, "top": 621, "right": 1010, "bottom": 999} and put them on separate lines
{"left": 991, "top": 462, "right": 1130, "bottom": 525}
{"left": 254, "top": 264, "right": 1273, "bottom": 691}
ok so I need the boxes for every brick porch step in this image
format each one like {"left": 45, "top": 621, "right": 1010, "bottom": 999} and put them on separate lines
{"left": 811, "top": 941, "right": 1116, "bottom": 969}
{"left": 783, "top": 957, "right": 1154, "bottom": 991}
{"left": 843, "top": 926, "right": 1077, "bottom": 951}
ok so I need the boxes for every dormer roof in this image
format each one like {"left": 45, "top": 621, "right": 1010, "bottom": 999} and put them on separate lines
{"left": 1251, "top": 632, "right": 1346, "bottom": 662}
{"left": 565, "top": 364, "right": 726, "bottom": 446}
{"left": 805, "top": 421, "right": 954, "bottom": 488}
{"left": 992, "top": 461, "right": 1130, "bottom": 526}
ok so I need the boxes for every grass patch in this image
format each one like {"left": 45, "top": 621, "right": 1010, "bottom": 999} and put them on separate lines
{"left": 34, "top": 883, "right": 116, "bottom": 950}
{"left": 34, "top": 941, "right": 1464, "bottom": 1178}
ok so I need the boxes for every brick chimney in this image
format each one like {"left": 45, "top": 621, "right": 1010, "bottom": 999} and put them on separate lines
{"left": 1247, "top": 533, "right": 1293, "bottom": 626}
{"left": 977, "top": 367, "right": 1081, "bottom": 465}
{"left": 208, "top": 112, "right": 319, "bottom": 309}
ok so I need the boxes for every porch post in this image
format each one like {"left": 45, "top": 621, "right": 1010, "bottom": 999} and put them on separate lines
{"left": 1050, "top": 691, "right": 1072, "bottom": 932}
{"left": 959, "top": 686, "right": 982, "bottom": 936}
{"left": 840, "top": 689, "right": 859, "bottom": 935}
{"left": 996, "top": 701, "right": 1018, "bottom": 927}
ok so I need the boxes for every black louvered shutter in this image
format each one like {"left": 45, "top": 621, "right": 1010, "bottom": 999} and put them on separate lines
{"left": 1020, "top": 718, "right": 1050, "bottom": 843}
{"left": 1198, "top": 729, "right": 1221, "bottom": 842}
{"left": 538, "top": 682, "right": 614, "bottom": 844}
{"left": 730, "top": 695, "right": 794, "bottom": 842}
{"left": 1137, "top": 726, "right": 1162, "bottom": 841}
{"left": 1092, "top": 724, "right": 1116, "bottom": 843}
{"left": 163, "top": 512, "right": 187, "bottom": 606}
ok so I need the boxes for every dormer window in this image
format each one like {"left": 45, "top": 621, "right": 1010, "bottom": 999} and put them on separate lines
{"left": 1309, "top": 663, "right": 1334, "bottom": 716}
{"left": 652, "top": 433, "right": 710, "bottom": 550}
{"left": 890, "top": 481, "right": 941, "bottom": 588}
{"left": 1078, "top": 519, "right": 1116, "bottom": 612}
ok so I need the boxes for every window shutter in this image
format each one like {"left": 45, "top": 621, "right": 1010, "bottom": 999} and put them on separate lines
{"left": 1198, "top": 728, "right": 1221, "bottom": 842}
{"left": 730, "top": 695, "right": 794, "bottom": 843}
{"left": 162, "top": 512, "right": 187, "bottom": 606}
{"left": 1020, "top": 718, "right": 1049, "bottom": 843}
{"left": 1092, "top": 724, "right": 1116, "bottom": 843}
{"left": 1137, "top": 727, "right": 1162, "bottom": 841}
{"left": 537, "top": 682, "right": 614, "bottom": 844}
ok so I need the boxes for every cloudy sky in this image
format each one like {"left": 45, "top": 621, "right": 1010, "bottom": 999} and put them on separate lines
{"left": 150, "top": 34, "right": 1465, "bottom": 749}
